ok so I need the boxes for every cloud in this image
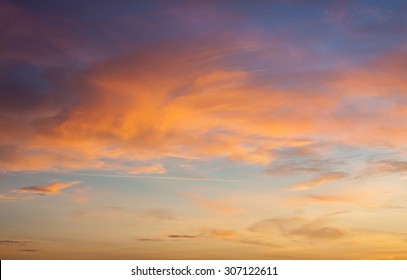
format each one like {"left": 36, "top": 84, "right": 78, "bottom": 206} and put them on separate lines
{"left": 369, "top": 160, "right": 407, "bottom": 174}
{"left": 266, "top": 165, "right": 324, "bottom": 176}
{"left": 200, "top": 228, "right": 237, "bottom": 239}
{"left": 304, "top": 194, "right": 368, "bottom": 205}
{"left": 168, "top": 235, "right": 197, "bottom": 239}
{"left": 14, "top": 181, "right": 80, "bottom": 195}
{"left": 78, "top": 173, "right": 242, "bottom": 182}
{"left": 2, "top": 1, "right": 407, "bottom": 260}
{"left": 237, "top": 238, "right": 284, "bottom": 248}
{"left": 249, "top": 217, "right": 346, "bottom": 240}
{"left": 292, "top": 226, "right": 345, "bottom": 239}
{"left": 0, "top": 2, "right": 345, "bottom": 173}
{"left": 136, "top": 234, "right": 199, "bottom": 242}
{"left": 19, "top": 249, "right": 40, "bottom": 252}
{"left": 136, "top": 238, "right": 164, "bottom": 242}
{"left": 125, "top": 163, "right": 166, "bottom": 174}
{"left": 195, "top": 227, "right": 285, "bottom": 249}
{"left": 290, "top": 172, "right": 348, "bottom": 191}
{"left": 137, "top": 235, "right": 198, "bottom": 242}
{"left": 280, "top": 191, "right": 371, "bottom": 208}
{"left": 265, "top": 147, "right": 350, "bottom": 177}
{"left": 0, "top": 240, "right": 30, "bottom": 245}
{"left": 1, "top": 0, "right": 407, "bottom": 179}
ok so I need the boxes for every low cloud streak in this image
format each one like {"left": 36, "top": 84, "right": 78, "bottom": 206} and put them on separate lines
{"left": 14, "top": 181, "right": 80, "bottom": 195}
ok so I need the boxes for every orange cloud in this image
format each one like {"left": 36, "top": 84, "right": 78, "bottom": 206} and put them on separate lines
{"left": 0, "top": 30, "right": 336, "bottom": 172}
{"left": 125, "top": 163, "right": 166, "bottom": 175}
{"left": 290, "top": 172, "right": 348, "bottom": 191}
{"left": 1, "top": 18, "right": 407, "bottom": 175}
{"left": 305, "top": 194, "right": 366, "bottom": 205}
{"left": 280, "top": 190, "right": 372, "bottom": 208}
{"left": 200, "top": 228, "right": 237, "bottom": 239}
{"left": 14, "top": 181, "right": 80, "bottom": 195}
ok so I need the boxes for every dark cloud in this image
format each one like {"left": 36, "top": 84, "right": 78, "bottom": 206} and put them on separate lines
{"left": 168, "top": 235, "right": 197, "bottom": 239}
{"left": 19, "top": 249, "right": 40, "bottom": 252}
{"left": 137, "top": 238, "right": 164, "bottom": 242}
{"left": 0, "top": 240, "right": 30, "bottom": 245}
{"left": 14, "top": 181, "right": 80, "bottom": 195}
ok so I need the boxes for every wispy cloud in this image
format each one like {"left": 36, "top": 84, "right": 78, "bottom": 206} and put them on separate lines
{"left": 13, "top": 181, "right": 80, "bottom": 195}
{"left": 168, "top": 235, "right": 198, "bottom": 239}
{"left": 125, "top": 163, "right": 166, "bottom": 175}
{"left": 19, "top": 249, "right": 40, "bottom": 252}
{"left": 137, "top": 238, "right": 164, "bottom": 242}
{"left": 249, "top": 217, "right": 346, "bottom": 240}
{"left": 196, "top": 227, "right": 285, "bottom": 249}
{"left": 79, "top": 173, "right": 245, "bottom": 182}
{"left": 0, "top": 240, "right": 30, "bottom": 245}
{"left": 200, "top": 228, "right": 237, "bottom": 239}
{"left": 290, "top": 172, "right": 348, "bottom": 191}
{"left": 304, "top": 194, "right": 368, "bottom": 205}
{"left": 369, "top": 160, "right": 407, "bottom": 174}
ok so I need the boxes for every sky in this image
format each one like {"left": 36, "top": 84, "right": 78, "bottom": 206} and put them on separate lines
{"left": 1, "top": 0, "right": 407, "bottom": 259}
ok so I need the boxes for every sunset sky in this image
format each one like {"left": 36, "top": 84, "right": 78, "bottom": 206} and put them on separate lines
{"left": 1, "top": 0, "right": 407, "bottom": 259}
